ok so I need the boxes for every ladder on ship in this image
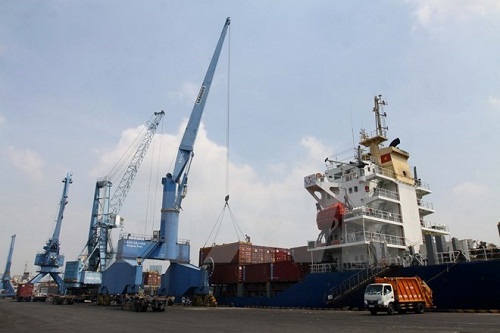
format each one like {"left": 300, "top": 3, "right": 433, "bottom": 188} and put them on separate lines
{"left": 324, "top": 264, "right": 395, "bottom": 306}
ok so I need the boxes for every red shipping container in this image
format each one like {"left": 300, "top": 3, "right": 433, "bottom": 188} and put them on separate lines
{"left": 143, "top": 271, "right": 161, "bottom": 286}
{"left": 200, "top": 242, "right": 293, "bottom": 265}
{"left": 271, "top": 261, "right": 308, "bottom": 282}
{"left": 16, "top": 283, "right": 34, "bottom": 300}
{"left": 209, "top": 263, "right": 241, "bottom": 284}
{"left": 200, "top": 242, "right": 253, "bottom": 265}
{"left": 243, "top": 263, "right": 271, "bottom": 283}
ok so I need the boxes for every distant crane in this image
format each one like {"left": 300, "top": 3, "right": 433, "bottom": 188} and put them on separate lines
{"left": 29, "top": 173, "right": 72, "bottom": 295}
{"left": 85, "top": 111, "right": 165, "bottom": 272}
{"left": 0, "top": 235, "right": 16, "bottom": 297}
{"left": 64, "top": 111, "right": 165, "bottom": 293}
{"left": 101, "top": 18, "right": 230, "bottom": 299}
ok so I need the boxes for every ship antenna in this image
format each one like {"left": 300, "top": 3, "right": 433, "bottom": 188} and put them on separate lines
{"left": 350, "top": 104, "right": 355, "bottom": 149}
{"left": 374, "top": 95, "right": 388, "bottom": 138}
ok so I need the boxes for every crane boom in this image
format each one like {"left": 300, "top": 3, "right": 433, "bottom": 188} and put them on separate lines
{"left": 30, "top": 173, "right": 72, "bottom": 294}
{"left": 1, "top": 235, "right": 16, "bottom": 297}
{"left": 174, "top": 18, "right": 230, "bottom": 184}
{"left": 109, "top": 111, "right": 165, "bottom": 215}
{"left": 160, "top": 17, "right": 230, "bottom": 261}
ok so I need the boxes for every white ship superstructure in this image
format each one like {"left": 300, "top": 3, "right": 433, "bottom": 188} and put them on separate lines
{"left": 305, "top": 95, "right": 449, "bottom": 270}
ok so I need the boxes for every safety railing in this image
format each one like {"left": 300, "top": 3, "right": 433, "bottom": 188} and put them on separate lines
{"left": 324, "top": 264, "right": 391, "bottom": 304}
{"left": 344, "top": 206, "right": 402, "bottom": 223}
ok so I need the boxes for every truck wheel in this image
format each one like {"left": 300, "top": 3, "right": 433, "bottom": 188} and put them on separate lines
{"left": 387, "top": 303, "right": 396, "bottom": 315}
{"left": 369, "top": 309, "right": 377, "bottom": 315}
{"left": 415, "top": 302, "right": 425, "bottom": 314}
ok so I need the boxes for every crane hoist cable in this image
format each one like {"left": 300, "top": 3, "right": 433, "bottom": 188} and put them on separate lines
{"left": 203, "top": 195, "right": 246, "bottom": 247}
{"left": 225, "top": 24, "right": 231, "bottom": 197}
{"left": 144, "top": 114, "right": 165, "bottom": 236}
{"left": 202, "top": 29, "right": 248, "bottom": 247}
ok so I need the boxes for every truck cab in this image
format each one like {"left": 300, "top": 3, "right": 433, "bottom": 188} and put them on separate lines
{"left": 364, "top": 283, "right": 395, "bottom": 314}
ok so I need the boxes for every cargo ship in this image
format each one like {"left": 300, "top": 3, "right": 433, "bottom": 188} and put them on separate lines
{"left": 200, "top": 95, "right": 500, "bottom": 310}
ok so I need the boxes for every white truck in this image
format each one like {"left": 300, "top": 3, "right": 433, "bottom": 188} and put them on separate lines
{"left": 364, "top": 276, "right": 433, "bottom": 315}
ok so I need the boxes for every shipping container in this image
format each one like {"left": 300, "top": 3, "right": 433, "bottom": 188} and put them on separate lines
{"left": 243, "top": 263, "right": 271, "bottom": 283}
{"left": 271, "top": 261, "right": 308, "bottom": 282}
{"left": 200, "top": 243, "right": 242, "bottom": 265}
{"left": 251, "top": 246, "right": 265, "bottom": 264}
{"left": 200, "top": 242, "right": 292, "bottom": 265}
{"left": 16, "top": 283, "right": 34, "bottom": 301}
{"left": 143, "top": 271, "right": 161, "bottom": 286}
{"left": 209, "top": 263, "right": 241, "bottom": 284}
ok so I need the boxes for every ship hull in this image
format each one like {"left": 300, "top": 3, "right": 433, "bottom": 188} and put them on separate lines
{"left": 214, "top": 260, "right": 500, "bottom": 310}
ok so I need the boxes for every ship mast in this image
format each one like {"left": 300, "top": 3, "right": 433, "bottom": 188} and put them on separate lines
{"left": 360, "top": 95, "right": 388, "bottom": 164}
{"left": 374, "top": 95, "right": 388, "bottom": 138}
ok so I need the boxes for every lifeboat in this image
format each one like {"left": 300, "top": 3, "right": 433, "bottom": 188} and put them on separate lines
{"left": 316, "top": 202, "right": 345, "bottom": 231}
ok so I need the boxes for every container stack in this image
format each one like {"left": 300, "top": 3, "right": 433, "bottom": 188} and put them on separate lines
{"left": 200, "top": 241, "right": 307, "bottom": 285}
{"left": 199, "top": 242, "right": 291, "bottom": 265}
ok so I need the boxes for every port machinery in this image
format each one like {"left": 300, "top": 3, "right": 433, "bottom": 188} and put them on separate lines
{"left": 0, "top": 235, "right": 16, "bottom": 298}
{"left": 100, "top": 18, "right": 231, "bottom": 306}
{"left": 64, "top": 111, "right": 165, "bottom": 297}
{"left": 28, "top": 173, "right": 72, "bottom": 295}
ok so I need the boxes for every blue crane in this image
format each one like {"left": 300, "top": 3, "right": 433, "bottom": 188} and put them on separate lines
{"left": 101, "top": 18, "right": 230, "bottom": 299}
{"left": 64, "top": 111, "right": 165, "bottom": 293}
{"left": 86, "top": 111, "right": 165, "bottom": 272}
{"left": 1, "top": 235, "right": 16, "bottom": 297}
{"left": 29, "top": 173, "right": 72, "bottom": 295}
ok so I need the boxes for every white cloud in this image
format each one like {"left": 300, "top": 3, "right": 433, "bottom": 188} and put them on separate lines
{"left": 488, "top": 96, "right": 500, "bottom": 107}
{"left": 167, "top": 82, "right": 200, "bottom": 106}
{"left": 6, "top": 146, "right": 45, "bottom": 181}
{"left": 452, "top": 182, "right": 488, "bottom": 197}
{"left": 89, "top": 124, "right": 156, "bottom": 179}
{"left": 101, "top": 121, "right": 325, "bottom": 257}
{"left": 409, "top": 0, "right": 500, "bottom": 30}
{"left": 301, "top": 136, "right": 332, "bottom": 163}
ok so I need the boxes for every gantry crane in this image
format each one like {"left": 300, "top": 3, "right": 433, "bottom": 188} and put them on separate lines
{"left": 29, "top": 173, "right": 72, "bottom": 295}
{"left": 101, "top": 18, "right": 230, "bottom": 300}
{"left": 64, "top": 111, "right": 165, "bottom": 294}
{"left": 0, "top": 235, "right": 16, "bottom": 297}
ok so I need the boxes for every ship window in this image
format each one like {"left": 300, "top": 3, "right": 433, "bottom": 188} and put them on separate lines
{"left": 354, "top": 186, "right": 358, "bottom": 192}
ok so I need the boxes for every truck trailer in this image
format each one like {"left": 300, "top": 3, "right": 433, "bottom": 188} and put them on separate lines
{"left": 364, "top": 276, "right": 433, "bottom": 315}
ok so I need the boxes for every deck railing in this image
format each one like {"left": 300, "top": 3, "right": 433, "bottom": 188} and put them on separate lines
{"left": 371, "top": 187, "right": 399, "bottom": 201}
{"left": 308, "top": 230, "right": 405, "bottom": 251}
{"left": 344, "top": 206, "right": 402, "bottom": 223}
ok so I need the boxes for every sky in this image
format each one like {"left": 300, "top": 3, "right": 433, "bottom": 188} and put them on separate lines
{"left": 1, "top": 0, "right": 499, "bottom": 277}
